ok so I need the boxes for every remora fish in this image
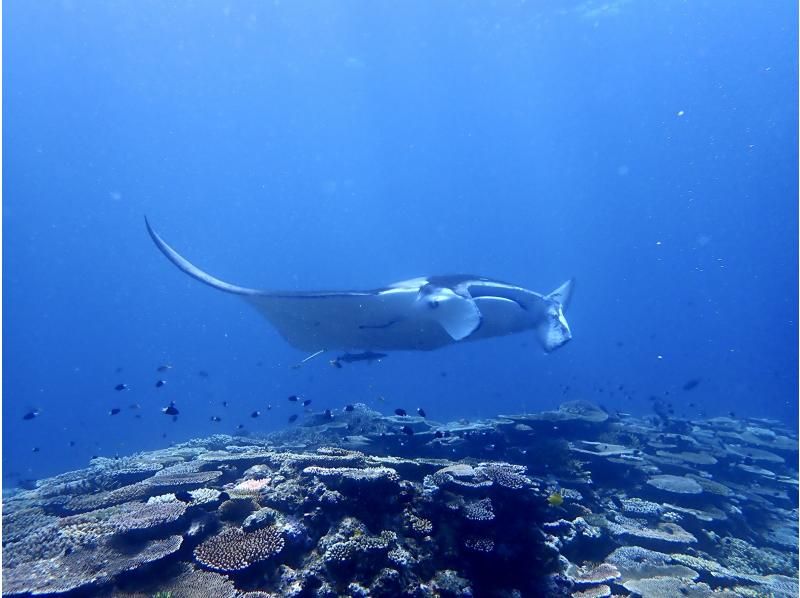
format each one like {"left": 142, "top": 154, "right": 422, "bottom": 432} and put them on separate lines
{"left": 145, "top": 218, "right": 574, "bottom": 353}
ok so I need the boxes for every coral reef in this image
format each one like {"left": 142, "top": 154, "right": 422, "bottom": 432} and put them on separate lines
{"left": 2, "top": 401, "right": 797, "bottom": 596}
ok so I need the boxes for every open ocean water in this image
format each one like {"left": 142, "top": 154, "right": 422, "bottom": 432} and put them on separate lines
{"left": 3, "top": 2, "right": 798, "bottom": 597}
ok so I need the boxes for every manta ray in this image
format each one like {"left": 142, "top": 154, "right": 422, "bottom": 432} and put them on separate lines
{"left": 146, "top": 218, "right": 574, "bottom": 355}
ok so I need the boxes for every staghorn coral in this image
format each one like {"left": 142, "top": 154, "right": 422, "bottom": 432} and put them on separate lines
{"left": 461, "top": 497, "right": 495, "bottom": 522}
{"left": 193, "top": 526, "right": 284, "bottom": 572}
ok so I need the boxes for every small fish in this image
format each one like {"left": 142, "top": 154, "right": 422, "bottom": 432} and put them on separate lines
{"left": 324, "top": 409, "right": 333, "bottom": 420}
{"left": 221, "top": 401, "right": 228, "bottom": 407}
{"left": 344, "top": 404, "right": 355, "bottom": 412}
{"left": 157, "top": 364, "right": 173, "bottom": 373}
{"left": 682, "top": 378, "right": 701, "bottom": 391}
{"left": 129, "top": 403, "right": 141, "bottom": 410}
{"left": 329, "top": 359, "right": 343, "bottom": 369}
{"left": 210, "top": 416, "right": 222, "bottom": 422}
{"left": 174, "top": 490, "right": 193, "bottom": 503}
{"left": 162, "top": 402, "right": 179, "bottom": 416}
{"left": 302, "top": 399, "right": 312, "bottom": 407}
{"left": 155, "top": 380, "right": 167, "bottom": 388}
{"left": 394, "top": 408, "right": 407, "bottom": 417}
{"left": 400, "top": 425, "right": 414, "bottom": 436}
{"left": 114, "top": 383, "right": 129, "bottom": 391}
{"left": 417, "top": 408, "right": 426, "bottom": 418}
{"left": 115, "top": 366, "right": 124, "bottom": 374}
{"left": 729, "top": 411, "right": 736, "bottom": 418}
{"left": 197, "top": 370, "right": 209, "bottom": 378}
{"left": 237, "top": 424, "right": 245, "bottom": 430}
{"left": 32, "top": 447, "right": 40, "bottom": 453}
{"left": 288, "top": 414, "right": 298, "bottom": 423}
{"left": 288, "top": 395, "right": 299, "bottom": 402}
{"left": 266, "top": 404, "right": 272, "bottom": 411}
{"left": 171, "top": 415, "right": 178, "bottom": 423}
{"left": 251, "top": 411, "right": 260, "bottom": 418}
{"left": 547, "top": 492, "right": 564, "bottom": 507}
{"left": 22, "top": 409, "right": 40, "bottom": 421}
{"left": 69, "top": 440, "right": 76, "bottom": 447}
{"left": 109, "top": 408, "right": 121, "bottom": 416}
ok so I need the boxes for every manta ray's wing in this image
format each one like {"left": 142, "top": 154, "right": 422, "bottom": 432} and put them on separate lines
{"left": 146, "top": 218, "right": 466, "bottom": 352}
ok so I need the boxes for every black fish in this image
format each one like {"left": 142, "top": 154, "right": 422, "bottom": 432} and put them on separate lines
{"left": 69, "top": 440, "right": 76, "bottom": 447}
{"left": 251, "top": 411, "right": 260, "bottom": 418}
{"left": 417, "top": 408, "right": 426, "bottom": 418}
{"left": 32, "top": 447, "right": 40, "bottom": 453}
{"left": 330, "top": 359, "right": 343, "bottom": 369}
{"left": 394, "top": 408, "right": 407, "bottom": 417}
{"left": 109, "top": 408, "right": 121, "bottom": 416}
{"left": 302, "top": 399, "right": 312, "bottom": 407}
{"left": 162, "top": 402, "right": 179, "bottom": 416}
{"left": 210, "top": 416, "right": 222, "bottom": 422}
{"left": 197, "top": 370, "right": 209, "bottom": 378}
{"left": 218, "top": 491, "right": 230, "bottom": 501}
{"left": 157, "top": 364, "right": 173, "bottom": 372}
{"left": 22, "top": 409, "right": 40, "bottom": 421}
{"left": 288, "top": 395, "right": 299, "bottom": 402}
{"left": 237, "top": 424, "right": 245, "bottom": 430}
{"left": 114, "top": 384, "right": 129, "bottom": 391}
{"left": 288, "top": 414, "right": 298, "bottom": 423}
{"left": 222, "top": 401, "right": 228, "bottom": 407}
{"left": 682, "top": 378, "right": 701, "bottom": 391}
{"left": 434, "top": 430, "right": 443, "bottom": 439}
{"left": 155, "top": 380, "right": 167, "bottom": 388}
{"left": 401, "top": 425, "right": 414, "bottom": 436}
{"left": 324, "top": 409, "right": 333, "bottom": 419}
{"left": 174, "top": 490, "right": 193, "bottom": 503}
{"left": 129, "top": 403, "right": 141, "bottom": 410}
{"left": 344, "top": 404, "right": 355, "bottom": 412}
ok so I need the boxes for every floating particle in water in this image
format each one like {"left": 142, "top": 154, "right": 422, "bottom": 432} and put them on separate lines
{"left": 22, "top": 409, "right": 40, "bottom": 421}
{"left": 114, "top": 383, "right": 129, "bottom": 391}
{"left": 129, "top": 403, "right": 141, "bottom": 410}
{"left": 210, "top": 416, "right": 222, "bottom": 422}
{"left": 162, "top": 402, "right": 179, "bottom": 416}
{"left": 682, "top": 378, "right": 701, "bottom": 391}
{"left": 155, "top": 380, "right": 167, "bottom": 388}
{"left": 109, "top": 408, "right": 121, "bottom": 416}
{"left": 394, "top": 408, "right": 407, "bottom": 417}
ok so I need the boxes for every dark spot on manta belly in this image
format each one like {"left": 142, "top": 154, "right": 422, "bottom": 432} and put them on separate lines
{"left": 359, "top": 319, "right": 401, "bottom": 330}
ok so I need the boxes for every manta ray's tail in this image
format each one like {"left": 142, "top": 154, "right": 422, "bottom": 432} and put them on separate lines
{"left": 538, "top": 279, "right": 575, "bottom": 353}
{"left": 145, "top": 216, "right": 263, "bottom": 296}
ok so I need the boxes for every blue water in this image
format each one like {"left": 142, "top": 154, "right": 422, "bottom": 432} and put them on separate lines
{"left": 4, "top": 1, "right": 797, "bottom": 483}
